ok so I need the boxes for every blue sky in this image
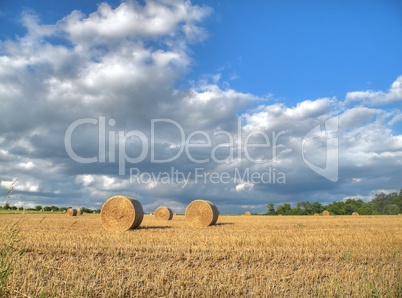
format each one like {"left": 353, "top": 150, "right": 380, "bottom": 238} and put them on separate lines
{"left": 0, "top": 0, "right": 401, "bottom": 213}
{"left": 2, "top": 0, "right": 402, "bottom": 102}
{"left": 194, "top": 1, "right": 402, "bottom": 103}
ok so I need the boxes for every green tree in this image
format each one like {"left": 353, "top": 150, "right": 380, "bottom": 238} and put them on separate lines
{"left": 357, "top": 204, "right": 373, "bottom": 215}
{"left": 383, "top": 204, "right": 400, "bottom": 215}
{"left": 310, "top": 201, "right": 323, "bottom": 214}
{"left": 327, "top": 201, "right": 345, "bottom": 215}
{"left": 35, "top": 205, "right": 42, "bottom": 211}
{"left": 371, "top": 192, "right": 401, "bottom": 214}
{"left": 50, "top": 206, "right": 59, "bottom": 212}
{"left": 266, "top": 203, "right": 276, "bottom": 215}
{"left": 277, "top": 203, "right": 292, "bottom": 215}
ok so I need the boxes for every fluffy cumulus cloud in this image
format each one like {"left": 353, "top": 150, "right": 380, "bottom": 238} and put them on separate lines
{"left": 0, "top": 0, "right": 401, "bottom": 212}
{"left": 346, "top": 76, "right": 402, "bottom": 106}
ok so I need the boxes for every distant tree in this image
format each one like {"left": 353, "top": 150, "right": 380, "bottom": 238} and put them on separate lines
{"left": 81, "top": 207, "right": 94, "bottom": 214}
{"left": 327, "top": 201, "right": 345, "bottom": 215}
{"left": 2, "top": 203, "right": 10, "bottom": 210}
{"left": 310, "top": 202, "right": 323, "bottom": 214}
{"left": 371, "top": 192, "right": 400, "bottom": 214}
{"left": 383, "top": 204, "right": 400, "bottom": 215}
{"left": 290, "top": 207, "right": 305, "bottom": 215}
{"left": 277, "top": 203, "right": 292, "bottom": 215}
{"left": 266, "top": 188, "right": 402, "bottom": 216}
{"left": 357, "top": 204, "right": 374, "bottom": 215}
{"left": 35, "top": 205, "right": 42, "bottom": 211}
{"left": 44, "top": 206, "right": 51, "bottom": 211}
{"left": 266, "top": 203, "right": 276, "bottom": 215}
{"left": 294, "top": 202, "right": 302, "bottom": 214}
{"left": 344, "top": 204, "right": 356, "bottom": 215}
{"left": 293, "top": 201, "right": 311, "bottom": 215}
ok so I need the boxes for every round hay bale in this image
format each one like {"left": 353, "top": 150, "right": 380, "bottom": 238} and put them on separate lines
{"left": 67, "top": 208, "right": 77, "bottom": 216}
{"left": 314, "top": 213, "right": 319, "bottom": 216}
{"left": 154, "top": 206, "right": 173, "bottom": 220}
{"left": 77, "top": 209, "right": 84, "bottom": 216}
{"left": 100, "top": 195, "right": 144, "bottom": 231}
{"left": 244, "top": 211, "right": 251, "bottom": 216}
{"left": 322, "top": 210, "right": 330, "bottom": 216}
{"left": 352, "top": 212, "right": 359, "bottom": 216}
{"left": 185, "top": 200, "right": 219, "bottom": 228}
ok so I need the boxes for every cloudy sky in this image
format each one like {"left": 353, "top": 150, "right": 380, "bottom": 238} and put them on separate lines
{"left": 1, "top": 0, "right": 401, "bottom": 213}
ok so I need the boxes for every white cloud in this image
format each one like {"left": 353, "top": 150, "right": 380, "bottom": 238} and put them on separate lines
{"left": 346, "top": 75, "right": 402, "bottom": 105}
{"left": 338, "top": 107, "right": 380, "bottom": 129}
{"left": 17, "top": 161, "right": 35, "bottom": 170}
{"left": 0, "top": 180, "right": 14, "bottom": 189}
{"left": 235, "top": 182, "right": 254, "bottom": 192}
{"left": 58, "top": 1, "right": 211, "bottom": 46}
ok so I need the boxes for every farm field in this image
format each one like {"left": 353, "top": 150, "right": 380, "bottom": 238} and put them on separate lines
{"left": 1, "top": 213, "right": 401, "bottom": 297}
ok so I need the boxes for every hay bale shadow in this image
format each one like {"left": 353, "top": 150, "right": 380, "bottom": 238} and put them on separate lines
{"left": 137, "top": 226, "right": 172, "bottom": 230}
{"left": 214, "top": 222, "right": 234, "bottom": 226}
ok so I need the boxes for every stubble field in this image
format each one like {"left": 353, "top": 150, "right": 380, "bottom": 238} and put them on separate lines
{"left": 1, "top": 213, "right": 401, "bottom": 297}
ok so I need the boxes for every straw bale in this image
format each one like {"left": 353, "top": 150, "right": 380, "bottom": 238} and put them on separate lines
{"left": 100, "top": 195, "right": 144, "bottom": 231}
{"left": 154, "top": 206, "right": 173, "bottom": 220}
{"left": 67, "top": 208, "right": 77, "bottom": 216}
{"left": 185, "top": 200, "right": 219, "bottom": 228}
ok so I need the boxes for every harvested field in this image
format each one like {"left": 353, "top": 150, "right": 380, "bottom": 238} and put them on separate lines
{"left": 0, "top": 213, "right": 401, "bottom": 297}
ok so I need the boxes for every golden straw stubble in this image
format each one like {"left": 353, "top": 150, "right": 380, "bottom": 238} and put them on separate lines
{"left": 100, "top": 195, "right": 144, "bottom": 231}
{"left": 154, "top": 206, "right": 173, "bottom": 220}
{"left": 185, "top": 200, "right": 219, "bottom": 228}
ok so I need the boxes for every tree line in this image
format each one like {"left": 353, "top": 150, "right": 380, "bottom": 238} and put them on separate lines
{"left": 266, "top": 189, "right": 402, "bottom": 215}
{"left": 0, "top": 204, "right": 100, "bottom": 213}
{"left": 1, "top": 189, "right": 401, "bottom": 215}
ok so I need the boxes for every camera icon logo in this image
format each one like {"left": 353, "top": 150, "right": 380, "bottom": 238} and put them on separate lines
{"left": 302, "top": 116, "right": 339, "bottom": 182}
